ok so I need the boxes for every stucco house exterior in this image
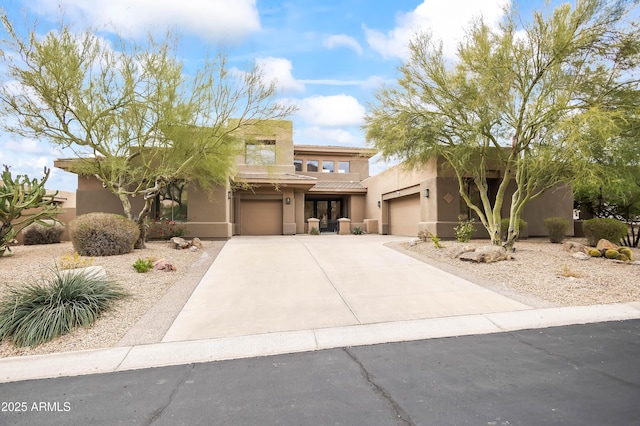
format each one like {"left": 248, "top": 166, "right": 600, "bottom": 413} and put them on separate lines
{"left": 53, "top": 119, "right": 573, "bottom": 239}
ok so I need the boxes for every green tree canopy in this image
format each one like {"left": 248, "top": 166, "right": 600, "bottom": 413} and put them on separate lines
{"left": 364, "top": 0, "right": 640, "bottom": 249}
{"left": 0, "top": 15, "right": 295, "bottom": 248}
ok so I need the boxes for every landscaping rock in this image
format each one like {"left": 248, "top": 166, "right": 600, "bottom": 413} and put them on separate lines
{"left": 448, "top": 244, "right": 477, "bottom": 259}
{"left": 191, "top": 237, "right": 204, "bottom": 249}
{"left": 153, "top": 258, "right": 176, "bottom": 271}
{"left": 596, "top": 239, "right": 619, "bottom": 251}
{"left": 572, "top": 252, "right": 590, "bottom": 261}
{"left": 59, "top": 265, "right": 108, "bottom": 281}
{"left": 170, "top": 237, "right": 191, "bottom": 250}
{"left": 189, "top": 245, "right": 199, "bottom": 252}
{"left": 562, "top": 241, "right": 586, "bottom": 253}
{"left": 458, "top": 246, "right": 512, "bottom": 263}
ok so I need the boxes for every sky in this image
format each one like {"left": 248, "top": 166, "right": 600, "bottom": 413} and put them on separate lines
{"left": 0, "top": 0, "right": 570, "bottom": 191}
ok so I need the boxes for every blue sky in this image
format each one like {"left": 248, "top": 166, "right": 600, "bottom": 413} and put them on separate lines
{"left": 0, "top": 0, "right": 569, "bottom": 191}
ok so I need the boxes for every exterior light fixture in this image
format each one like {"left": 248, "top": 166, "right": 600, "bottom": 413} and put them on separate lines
{"left": 424, "top": 188, "right": 430, "bottom": 198}
{"left": 377, "top": 201, "right": 381, "bottom": 208}
{"left": 227, "top": 191, "right": 232, "bottom": 199}
{"left": 286, "top": 197, "right": 291, "bottom": 205}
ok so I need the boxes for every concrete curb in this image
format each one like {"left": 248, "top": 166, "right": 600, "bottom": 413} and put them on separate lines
{"left": 2, "top": 302, "right": 639, "bottom": 383}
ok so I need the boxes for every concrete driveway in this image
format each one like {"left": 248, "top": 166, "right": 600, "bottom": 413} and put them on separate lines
{"left": 162, "top": 235, "right": 530, "bottom": 342}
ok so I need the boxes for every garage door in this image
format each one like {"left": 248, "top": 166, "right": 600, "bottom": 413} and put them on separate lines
{"left": 389, "top": 194, "right": 420, "bottom": 236}
{"left": 240, "top": 200, "right": 283, "bottom": 235}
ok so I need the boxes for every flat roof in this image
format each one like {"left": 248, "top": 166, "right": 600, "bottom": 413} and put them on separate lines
{"left": 293, "top": 145, "right": 377, "bottom": 158}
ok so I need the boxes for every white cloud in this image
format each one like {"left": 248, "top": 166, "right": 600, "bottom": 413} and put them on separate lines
{"left": 29, "top": 0, "right": 260, "bottom": 42}
{"left": 284, "top": 94, "right": 366, "bottom": 127}
{"left": 364, "top": 0, "right": 509, "bottom": 60}
{"left": 297, "top": 126, "right": 360, "bottom": 146}
{"left": 256, "top": 57, "right": 305, "bottom": 93}
{"left": 323, "top": 34, "right": 363, "bottom": 55}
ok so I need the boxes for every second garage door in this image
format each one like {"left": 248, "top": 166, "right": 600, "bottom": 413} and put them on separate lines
{"left": 389, "top": 193, "right": 420, "bottom": 236}
{"left": 240, "top": 200, "right": 283, "bottom": 235}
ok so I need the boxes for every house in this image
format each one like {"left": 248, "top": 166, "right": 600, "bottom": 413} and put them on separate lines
{"left": 53, "top": 119, "right": 573, "bottom": 239}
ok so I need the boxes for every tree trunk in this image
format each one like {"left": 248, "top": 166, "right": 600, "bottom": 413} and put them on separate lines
{"left": 134, "top": 197, "right": 156, "bottom": 249}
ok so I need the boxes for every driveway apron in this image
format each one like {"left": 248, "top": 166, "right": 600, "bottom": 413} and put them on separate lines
{"left": 162, "top": 235, "right": 530, "bottom": 342}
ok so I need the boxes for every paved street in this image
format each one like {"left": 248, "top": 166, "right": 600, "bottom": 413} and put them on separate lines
{"left": 2, "top": 320, "right": 639, "bottom": 425}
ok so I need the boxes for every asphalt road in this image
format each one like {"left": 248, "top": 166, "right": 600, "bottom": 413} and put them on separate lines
{"left": 1, "top": 320, "right": 639, "bottom": 425}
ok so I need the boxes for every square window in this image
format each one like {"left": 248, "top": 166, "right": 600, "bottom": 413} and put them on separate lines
{"left": 294, "top": 159, "right": 302, "bottom": 172}
{"left": 322, "top": 161, "right": 334, "bottom": 173}
{"left": 246, "top": 139, "right": 276, "bottom": 165}
{"left": 338, "top": 161, "right": 350, "bottom": 173}
{"left": 307, "top": 160, "right": 318, "bottom": 172}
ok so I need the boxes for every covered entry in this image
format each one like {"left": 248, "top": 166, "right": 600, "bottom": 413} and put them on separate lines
{"left": 389, "top": 193, "right": 420, "bottom": 236}
{"left": 240, "top": 199, "right": 283, "bottom": 235}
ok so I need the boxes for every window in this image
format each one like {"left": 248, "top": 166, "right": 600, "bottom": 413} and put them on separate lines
{"left": 155, "top": 180, "right": 188, "bottom": 222}
{"left": 322, "top": 161, "right": 334, "bottom": 173}
{"left": 338, "top": 161, "right": 350, "bottom": 173}
{"left": 246, "top": 139, "right": 276, "bottom": 165}
{"left": 294, "top": 159, "right": 302, "bottom": 172}
{"left": 307, "top": 160, "right": 318, "bottom": 172}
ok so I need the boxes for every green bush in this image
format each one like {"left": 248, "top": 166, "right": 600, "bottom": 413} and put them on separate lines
{"left": 582, "top": 218, "right": 628, "bottom": 246}
{"left": 132, "top": 258, "right": 154, "bottom": 273}
{"left": 70, "top": 213, "right": 139, "bottom": 256}
{"left": 543, "top": 217, "right": 570, "bottom": 243}
{"left": 500, "top": 218, "right": 527, "bottom": 241}
{"left": 0, "top": 268, "right": 126, "bottom": 347}
{"left": 310, "top": 227, "right": 320, "bottom": 235}
{"left": 22, "top": 221, "right": 65, "bottom": 245}
{"left": 352, "top": 226, "right": 363, "bottom": 235}
{"left": 454, "top": 216, "right": 476, "bottom": 242}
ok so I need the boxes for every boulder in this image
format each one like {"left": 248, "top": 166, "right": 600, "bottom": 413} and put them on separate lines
{"left": 459, "top": 246, "right": 511, "bottom": 263}
{"left": 572, "top": 252, "right": 590, "bottom": 261}
{"left": 153, "top": 258, "right": 176, "bottom": 272}
{"left": 170, "top": 237, "right": 191, "bottom": 250}
{"left": 562, "top": 241, "right": 586, "bottom": 253}
{"left": 596, "top": 239, "right": 619, "bottom": 251}
{"left": 191, "top": 237, "right": 204, "bottom": 249}
{"left": 448, "top": 244, "right": 477, "bottom": 259}
{"left": 59, "top": 265, "right": 108, "bottom": 281}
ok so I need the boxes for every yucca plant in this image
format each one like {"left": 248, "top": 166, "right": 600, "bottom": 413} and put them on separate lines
{"left": 0, "top": 268, "right": 127, "bottom": 347}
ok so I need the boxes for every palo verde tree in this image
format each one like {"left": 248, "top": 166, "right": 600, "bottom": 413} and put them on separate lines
{"left": 0, "top": 16, "right": 295, "bottom": 248}
{"left": 0, "top": 165, "right": 60, "bottom": 256}
{"left": 573, "top": 87, "right": 640, "bottom": 246}
{"left": 364, "top": 0, "right": 640, "bottom": 249}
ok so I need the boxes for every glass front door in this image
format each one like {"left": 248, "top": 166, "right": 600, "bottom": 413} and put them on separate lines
{"left": 305, "top": 199, "right": 343, "bottom": 232}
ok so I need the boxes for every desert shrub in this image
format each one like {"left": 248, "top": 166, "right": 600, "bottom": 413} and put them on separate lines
{"left": 69, "top": 213, "right": 139, "bottom": 256}
{"left": 59, "top": 252, "right": 94, "bottom": 270}
{"left": 352, "top": 226, "right": 363, "bottom": 235}
{"left": 147, "top": 220, "right": 188, "bottom": 240}
{"left": 22, "top": 221, "right": 65, "bottom": 245}
{"left": 132, "top": 258, "right": 154, "bottom": 273}
{"left": 454, "top": 216, "right": 476, "bottom": 242}
{"left": 0, "top": 268, "right": 126, "bottom": 347}
{"left": 500, "top": 218, "right": 527, "bottom": 241}
{"left": 310, "top": 227, "right": 320, "bottom": 235}
{"left": 582, "top": 218, "right": 628, "bottom": 246}
{"left": 543, "top": 217, "right": 570, "bottom": 243}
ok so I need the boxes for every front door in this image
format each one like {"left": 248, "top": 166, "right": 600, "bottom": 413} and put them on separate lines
{"left": 305, "top": 199, "right": 343, "bottom": 232}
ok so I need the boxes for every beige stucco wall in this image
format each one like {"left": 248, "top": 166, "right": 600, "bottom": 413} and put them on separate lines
{"left": 364, "top": 159, "right": 574, "bottom": 239}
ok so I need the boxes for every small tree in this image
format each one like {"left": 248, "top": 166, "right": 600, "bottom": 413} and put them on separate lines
{"left": 0, "top": 16, "right": 295, "bottom": 248}
{"left": 0, "top": 165, "right": 61, "bottom": 256}
{"left": 364, "top": 0, "right": 640, "bottom": 250}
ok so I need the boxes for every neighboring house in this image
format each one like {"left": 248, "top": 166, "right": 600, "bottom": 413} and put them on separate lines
{"left": 53, "top": 120, "right": 573, "bottom": 239}
{"left": 14, "top": 190, "right": 76, "bottom": 244}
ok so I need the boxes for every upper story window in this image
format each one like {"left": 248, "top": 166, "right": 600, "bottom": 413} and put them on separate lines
{"left": 322, "top": 161, "right": 334, "bottom": 173}
{"left": 294, "top": 159, "right": 302, "bottom": 172}
{"left": 246, "top": 139, "right": 276, "bottom": 165}
{"left": 306, "top": 160, "right": 318, "bottom": 172}
{"left": 338, "top": 161, "right": 350, "bottom": 173}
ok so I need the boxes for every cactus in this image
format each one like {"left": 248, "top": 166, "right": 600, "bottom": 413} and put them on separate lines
{"left": 605, "top": 249, "right": 619, "bottom": 259}
{"left": 588, "top": 248, "right": 602, "bottom": 257}
{"left": 617, "top": 253, "right": 629, "bottom": 261}
{"left": 619, "top": 247, "right": 633, "bottom": 261}
{"left": 0, "top": 165, "right": 62, "bottom": 256}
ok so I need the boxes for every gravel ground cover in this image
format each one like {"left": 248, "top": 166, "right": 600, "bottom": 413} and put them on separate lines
{"left": 0, "top": 240, "right": 224, "bottom": 358}
{"left": 391, "top": 237, "right": 640, "bottom": 308}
